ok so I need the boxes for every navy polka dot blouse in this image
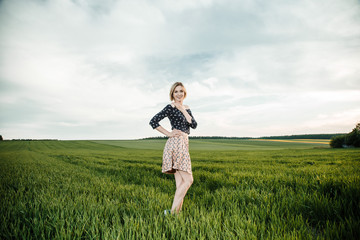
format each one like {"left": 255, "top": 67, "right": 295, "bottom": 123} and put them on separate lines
{"left": 149, "top": 104, "right": 197, "bottom": 135}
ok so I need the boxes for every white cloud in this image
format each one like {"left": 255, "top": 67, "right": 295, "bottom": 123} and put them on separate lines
{"left": 0, "top": 0, "right": 359, "bottom": 139}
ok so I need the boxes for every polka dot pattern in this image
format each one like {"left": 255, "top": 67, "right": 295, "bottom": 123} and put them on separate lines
{"left": 162, "top": 133, "right": 192, "bottom": 174}
{"left": 149, "top": 104, "right": 197, "bottom": 134}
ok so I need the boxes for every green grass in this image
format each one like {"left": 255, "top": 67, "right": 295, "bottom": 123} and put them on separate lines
{"left": 91, "top": 138, "right": 329, "bottom": 150}
{"left": 0, "top": 139, "right": 359, "bottom": 239}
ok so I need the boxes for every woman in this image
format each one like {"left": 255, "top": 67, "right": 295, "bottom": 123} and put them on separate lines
{"left": 149, "top": 82, "right": 197, "bottom": 215}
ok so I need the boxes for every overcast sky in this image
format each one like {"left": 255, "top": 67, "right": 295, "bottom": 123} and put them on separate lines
{"left": 1, "top": 0, "right": 360, "bottom": 140}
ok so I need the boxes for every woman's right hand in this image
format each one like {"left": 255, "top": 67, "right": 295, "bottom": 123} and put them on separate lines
{"left": 168, "top": 129, "right": 182, "bottom": 137}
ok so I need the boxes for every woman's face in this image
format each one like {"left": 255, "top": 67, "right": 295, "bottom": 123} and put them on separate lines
{"left": 173, "top": 86, "right": 185, "bottom": 102}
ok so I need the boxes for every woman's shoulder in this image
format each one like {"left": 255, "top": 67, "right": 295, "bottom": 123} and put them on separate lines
{"left": 166, "top": 103, "right": 176, "bottom": 109}
{"left": 164, "top": 103, "right": 176, "bottom": 111}
{"left": 167, "top": 103, "right": 190, "bottom": 109}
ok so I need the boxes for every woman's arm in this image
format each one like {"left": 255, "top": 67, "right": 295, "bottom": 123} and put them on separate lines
{"left": 173, "top": 103, "right": 192, "bottom": 124}
{"left": 186, "top": 109, "right": 197, "bottom": 129}
{"left": 149, "top": 105, "right": 170, "bottom": 129}
{"left": 150, "top": 104, "right": 183, "bottom": 137}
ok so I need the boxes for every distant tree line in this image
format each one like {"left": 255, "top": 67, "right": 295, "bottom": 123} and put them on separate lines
{"left": 142, "top": 136, "right": 251, "bottom": 140}
{"left": 9, "top": 139, "right": 59, "bottom": 141}
{"left": 189, "top": 136, "right": 250, "bottom": 139}
{"left": 142, "top": 136, "right": 168, "bottom": 140}
{"left": 330, "top": 123, "right": 360, "bottom": 148}
{"left": 259, "top": 134, "right": 345, "bottom": 140}
{"left": 143, "top": 133, "right": 345, "bottom": 140}
{"left": 0, "top": 135, "right": 60, "bottom": 141}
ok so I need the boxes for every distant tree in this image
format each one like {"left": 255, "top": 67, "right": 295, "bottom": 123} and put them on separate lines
{"left": 0, "top": 135, "right": 3, "bottom": 141}
{"left": 330, "top": 122, "right": 360, "bottom": 148}
{"left": 330, "top": 135, "right": 346, "bottom": 148}
{"left": 345, "top": 123, "right": 360, "bottom": 147}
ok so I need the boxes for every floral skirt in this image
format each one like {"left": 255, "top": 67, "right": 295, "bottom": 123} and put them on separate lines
{"left": 162, "top": 133, "right": 192, "bottom": 174}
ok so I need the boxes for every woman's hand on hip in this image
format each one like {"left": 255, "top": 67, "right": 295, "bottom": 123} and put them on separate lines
{"left": 169, "top": 129, "right": 182, "bottom": 137}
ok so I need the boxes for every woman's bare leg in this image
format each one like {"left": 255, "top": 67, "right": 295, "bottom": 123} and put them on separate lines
{"left": 174, "top": 171, "right": 184, "bottom": 211}
{"left": 171, "top": 170, "right": 193, "bottom": 213}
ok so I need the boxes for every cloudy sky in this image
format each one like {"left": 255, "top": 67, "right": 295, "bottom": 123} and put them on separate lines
{"left": 0, "top": 0, "right": 359, "bottom": 140}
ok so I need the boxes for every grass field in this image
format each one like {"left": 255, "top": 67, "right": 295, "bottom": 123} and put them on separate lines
{"left": 92, "top": 138, "right": 330, "bottom": 150}
{"left": 0, "top": 139, "right": 359, "bottom": 239}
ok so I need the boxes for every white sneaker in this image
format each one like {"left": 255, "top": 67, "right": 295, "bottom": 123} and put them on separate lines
{"left": 164, "top": 209, "right": 171, "bottom": 216}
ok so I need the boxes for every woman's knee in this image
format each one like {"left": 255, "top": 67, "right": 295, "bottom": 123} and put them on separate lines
{"left": 189, "top": 175, "right": 194, "bottom": 185}
{"left": 185, "top": 175, "right": 193, "bottom": 187}
{"left": 178, "top": 171, "right": 193, "bottom": 188}
{"left": 176, "top": 180, "right": 183, "bottom": 189}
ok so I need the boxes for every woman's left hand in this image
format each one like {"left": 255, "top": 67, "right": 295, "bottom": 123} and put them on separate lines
{"left": 173, "top": 102, "right": 192, "bottom": 124}
{"left": 173, "top": 102, "right": 186, "bottom": 112}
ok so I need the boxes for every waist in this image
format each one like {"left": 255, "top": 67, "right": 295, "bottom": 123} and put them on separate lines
{"left": 171, "top": 132, "right": 188, "bottom": 138}
{"left": 171, "top": 127, "right": 190, "bottom": 134}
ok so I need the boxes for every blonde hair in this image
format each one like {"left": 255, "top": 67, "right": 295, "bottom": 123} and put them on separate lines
{"left": 169, "top": 82, "right": 187, "bottom": 101}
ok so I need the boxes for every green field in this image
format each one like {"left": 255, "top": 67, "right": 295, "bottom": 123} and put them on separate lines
{"left": 0, "top": 139, "right": 359, "bottom": 239}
